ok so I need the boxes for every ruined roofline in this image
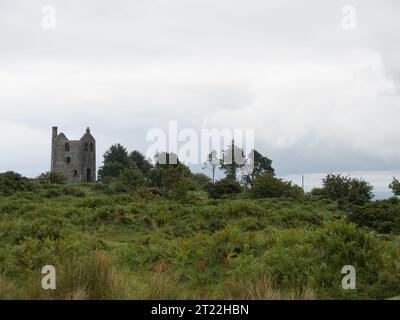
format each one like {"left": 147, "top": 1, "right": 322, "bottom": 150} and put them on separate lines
{"left": 54, "top": 132, "right": 68, "bottom": 140}
{"left": 80, "top": 127, "right": 95, "bottom": 141}
{"left": 53, "top": 127, "right": 94, "bottom": 142}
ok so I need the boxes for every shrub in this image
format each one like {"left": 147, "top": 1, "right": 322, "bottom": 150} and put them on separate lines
{"left": 37, "top": 171, "right": 67, "bottom": 184}
{"left": 135, "top": 186, "right": 162, "bottom": 200}
{"left": 206, "top": 179, "right": 243, "bottom": 199}
{"left": 63, "top": 186, "right": 86, "bottom": 197}
{"left": 192, "top": 173, "right": 212, "bottom": 191}
{"left": 312, "top": 222, "right": 400, "bottom": 299}
{"left": 310, "top": 187, "right": 326, "bottom": 197}
{"left": 348, "top": 200, "right": 400, "bottom": 234}
{"left": 116, "top": 167, "right": 145, "bottom": 190}
{"left": 250, "top": 173, "right": 303, "bottom": 199}
{"left": 0, "top": 171, "right": 33, "bottom": 196}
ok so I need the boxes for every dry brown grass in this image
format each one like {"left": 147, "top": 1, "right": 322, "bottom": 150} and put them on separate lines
{"left": 0, "top": 252, "right": 126, "bottom": 300}
{"left": 55, "top": 252, "right": 126, "bottom": 300}
{"left": 219, "top": 276, "right": 315, "bottom": 300}
{"left": 1, "top": 266, "right": 315, "bottom": 300}
{"left": 0, "top": 274, "right": 18, "bottom": 299}
{"left": 137, "top": 273, "right": 190, "bottom": 300}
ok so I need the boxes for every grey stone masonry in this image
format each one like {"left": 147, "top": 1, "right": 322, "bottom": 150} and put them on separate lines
{"left": 51, "top": 126, "right": 96, "bottom": 183}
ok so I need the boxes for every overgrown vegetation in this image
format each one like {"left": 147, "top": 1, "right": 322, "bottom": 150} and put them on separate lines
{"left": 0, "top": 180, "right": 399, "bottom": 300}
{"left": 1, "top": 145, "right": 400, "bottom": 300}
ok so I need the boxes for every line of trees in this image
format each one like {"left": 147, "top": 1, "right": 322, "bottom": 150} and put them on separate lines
{"left": 94, "top": 141, "right": 400, "bottom": 203}
{"left": 3, "top": 140, "right": 400, "bottom": 205}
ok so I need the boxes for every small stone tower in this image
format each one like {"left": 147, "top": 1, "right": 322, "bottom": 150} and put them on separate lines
{"left": 51, "top": 126, "right": 96, "bottom": 183}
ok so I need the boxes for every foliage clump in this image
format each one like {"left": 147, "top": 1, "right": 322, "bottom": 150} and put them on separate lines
{"left": 250, "top": 173, "right": 303, "bottom": 199}
{"left": 0, "top": 171, "right": 33, "bottom": 195}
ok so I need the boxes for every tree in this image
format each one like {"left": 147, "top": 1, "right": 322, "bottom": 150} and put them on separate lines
{"left": 242, "top": 149, "right": 274, "bottom": 187}
{"left": 347, "top": 178, "right": 374, "bottom": 205}
{"left": 149, "top": 152, "right": 195, "bottom": 198}
{"left": 322, "top": 174, "right": 373, "bottom": 205}
{"left": 389, "top": 177, "right": 400, "bottom": 196}
{"left": 203, "top": 150, "right": 219, "bottom": 181}
{"left": 219, "top": 139, "right": 245, "bottom": 181}
{"left": 98, "top": 144, "right": 131, "bottom": 182}
{"left": 322, "top": 174, "right": 352, "bottom": 200}
{"left": 129, "top": 150, "right": 153, "bottom": 175}
{"left": 103, "top": 144, "right": 130, "bottom": 165}
{"left": 116, "top": 167, "right": 145, "bottom": 190}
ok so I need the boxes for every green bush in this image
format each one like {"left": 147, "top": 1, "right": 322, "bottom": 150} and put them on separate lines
{"left": 310, "top": 187, "right": 326, "bottom": 197}
{"left": 63, "top": 186, "right": 86, "bottom": 197}
{"left": 116, "top": 167, "right": 145, "bottom": 190}
{"left": 36, "top": 171, "right": 67, "bottom": 184}
{"left": 348, "top": 200, "right": 400, "bottom": 234}
{"left": 250, "top": 173, "right": 303, "bottom": 199}
{"left": 206, "top": 179, "right": 243, "bottom": 199}
{"left": 1, "top": 170, "right": 400, "bottom": 300}
{"left": 0, "top": 171, "right": 33, "bottom": 196}
{"left": 192, "top": 173, "right": 212, "bottom": 191}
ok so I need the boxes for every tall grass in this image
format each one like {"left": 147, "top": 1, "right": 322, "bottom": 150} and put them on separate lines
{"left": 219, "top": 276, "right": 315, "bottom": 300}
{"left": 0, "top": 252, "right": 126, "bottom": 300}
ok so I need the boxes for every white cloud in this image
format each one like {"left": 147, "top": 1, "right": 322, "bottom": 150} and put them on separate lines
{"left": 0, "top": 0, "right": 399, "bottom": 184}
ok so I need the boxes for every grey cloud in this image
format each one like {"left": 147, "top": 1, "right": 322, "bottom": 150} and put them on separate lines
{"left": 0, "top": 0, "right": 400, "bottom": 185}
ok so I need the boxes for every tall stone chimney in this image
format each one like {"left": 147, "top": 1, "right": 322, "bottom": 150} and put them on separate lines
{"left": 52, "top": 126, "right": 58, "bottom": 140}
{"left": 51, "top": 126, "right": 58, "bottom": 171}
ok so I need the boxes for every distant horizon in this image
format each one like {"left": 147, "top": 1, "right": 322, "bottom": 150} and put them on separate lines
{"left": 4, "top": 157, "right": 398, "bottom": 199}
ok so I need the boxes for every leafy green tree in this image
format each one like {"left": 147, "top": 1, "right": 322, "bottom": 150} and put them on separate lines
{"left": 242, "top": 149, "right": 274, "bottom": 187}
{"left": 103, "top": 143, "right": 130, "bottom": 165}
{"left": 129, "top": 150, "right": 153, "bottom": 175}
{"left": 219, "top": 140, "right": 245, "bottom": 181}
{"left": 98, "top": 144, "right": 132, "bottom": 182}
{"left": 149, "top": 152, "right": 195, "bottom": 198}
{"left": 389, "top": 177, "right": 400, "bottom": 196}
{"left": 117, "top": 167, "right": 145, "bottom": 190}
{"left": 322, "top": 174, "right": 352, "bottom": 200}
{"left": 322, "top": 174, "right": 373, "bottom": 205}
{"left": 347, "top": 178, "right": 374, "bottom": 205}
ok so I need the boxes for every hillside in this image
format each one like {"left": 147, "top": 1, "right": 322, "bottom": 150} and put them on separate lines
{"left": 1, "top": 183, "right": 399, "bottom": 300}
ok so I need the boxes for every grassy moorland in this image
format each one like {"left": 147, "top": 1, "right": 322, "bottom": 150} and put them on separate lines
{"left": 1, "top": 145, "right": 400, "bottom": 300}
{"left": 1, "top": 182, "right": 400, "bottom": 300}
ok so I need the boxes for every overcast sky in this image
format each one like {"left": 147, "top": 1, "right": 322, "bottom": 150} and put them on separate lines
{"left": 1, "top": 0, "right": 399, "bottom": 194}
